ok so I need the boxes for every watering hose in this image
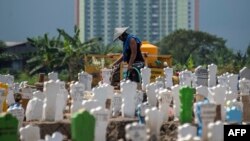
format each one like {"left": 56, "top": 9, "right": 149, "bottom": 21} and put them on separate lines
{"left": 125, "top": 66, "right": 142, "bottom": 83}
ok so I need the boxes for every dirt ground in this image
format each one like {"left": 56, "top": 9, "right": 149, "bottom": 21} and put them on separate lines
{"left": 23, "top": 116, "right": 179, "bottom": 141}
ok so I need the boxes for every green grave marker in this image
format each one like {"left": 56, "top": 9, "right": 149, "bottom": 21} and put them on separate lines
{"left": 71, "top": 109, "right": 96, "bottom": 141}
{"left": 179, "top": 86, "right": 195, "bottom": 124}
{"left": 0, "top": 113, "right": 18, "bottom": 141}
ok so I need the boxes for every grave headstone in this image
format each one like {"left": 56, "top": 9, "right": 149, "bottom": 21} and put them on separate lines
{"left": 157, "top": 88, "right": 172, "bottom": 121}
{"left": 207, "top": 121, "right": 224, "bottom": 141}
{"left": 164, "top": 67, "right": 173, "bottom": 88}
{"left": 25, "top": 97, "right": 43, "bottom": 121}
{"left": 125, "top": 122, "right": 148, "bottom": 141}
{"left": 111, "top": 93, "right": 122, "bottom": 117}
{"left": 239, "top": 67, "right": 250, "bottom": 80}
{"left": 171, "top": 85, "right": 181, "bottom": 118}
{"left": 200, "top": 103, "right": 216, "bottom": 140}
{"left": 82, "top": 99, "right": 101, "bottom": 112}
{"left": 179, "top": 86, "right": 195, "bottom": 124}
{"left": 0, "top": 74, "right": 15, "bottom": 106}
{"left": 71, "top": 109, "right": 95, "bottom": 141}
{"left": 134, "top": 90, "right": 144, "bottom": 109}
{"left": 33, "top": 90, "right": 45, "bottom": 100}
{"left": 209, "top": 85, "right": 226, "bottom": 120}
{"left": 48, "top": 72, "right": 58, "bottom": 81}
{"left": 19, "top": 124, "right": 40, "bottom": 141}
{"left": 54, "top": 93, "right": 65, "bottom": 121}
{"left": 43, "top": 132, "right": 63, "bottom": 141}
{"left": 194, "top": 66, "right": 208, "bottom": 87}
{"left": 208, "top": 64, "right": 217, "bottom": 87}
{"left": 145, "top": 107, "right": 163, "bottom": 141}
{"left": 92, "top": 83, "right": 113, "bottom": 108}
{"left": 70, "top": 82, "right": 85, "bottom": 114}
{"left": 217, "top": 74, "right": 228, "bottom": 87}
{"left": 101, "top": 68, "right": 112, "bottom": 84}
{"left": 78, "top": 71, "right": 93, "bottom": 91}
{"left": 179, "top": 70, "right": 192, "bottom": 87}
{"left": 195, "top": 86, "right": 208, "bottom": 102}
{"left": 141, "top": 67, "right": 151, "bottom": 91}
{"left": 155, "top": 76, "right": 165, "bottom": 89}
{"left": 178, "top": 123, "right": 197, "bottom": 139}
{"left": 239, "top": 78, "right": 250, "bottom": 95}
{"left": 43, "top": 80, "right": 60, "bottom": 121}
{"left": 227, "top": 74, "right": 239, "bottom": 95}
{"left": 91, "top": 106, "right": 109, "bottom": 141}
{"left": 0, "top": 113, "right": 18, "bottom": 141}
{"left": 145, "top": 83, "right": 158, "bottom": 107}
{"left": 121, "top": 80, "right": 137, "bottom": 117}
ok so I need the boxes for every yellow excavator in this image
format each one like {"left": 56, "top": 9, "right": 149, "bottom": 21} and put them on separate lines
{"left": 84, "top": 41, "right": 174, "bottom": 86}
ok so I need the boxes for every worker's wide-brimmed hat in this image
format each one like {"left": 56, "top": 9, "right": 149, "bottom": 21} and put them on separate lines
{"left": 113, "top": 27, "right": 129, "bottom": 41}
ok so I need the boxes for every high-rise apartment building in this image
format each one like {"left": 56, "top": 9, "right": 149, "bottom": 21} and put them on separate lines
{"left": 75, "top": 0, "right": 199, "bottom": 45}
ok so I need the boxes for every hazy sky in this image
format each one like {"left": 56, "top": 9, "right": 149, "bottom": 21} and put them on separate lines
{"left": 0, "top": 0, "right": 249, "bottom": 52}
{"left": 200, "top": 0, "right": 250, "bottom": 52}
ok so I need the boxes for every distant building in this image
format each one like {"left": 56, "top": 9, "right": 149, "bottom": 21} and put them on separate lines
{"left": 75, "top": 0, "right": 199, "bottom": 45}
{"left": 1, "top": 41, "right": 36, "bottom": 70}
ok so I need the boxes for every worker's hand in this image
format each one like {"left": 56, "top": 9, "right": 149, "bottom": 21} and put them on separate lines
{"left": 128, "top": 65, "right": 133, "bottom": 70}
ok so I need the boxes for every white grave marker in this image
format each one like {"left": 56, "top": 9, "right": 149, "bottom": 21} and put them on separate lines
{"left": 125, "top": 122, "right": 148, "bottom": 141}
{"left": 78, "top": 71, "right": 93, "bottom": 91}
{"left": 141, "top": 67, "right": 151, "bottom": 91}
{"left": 91, "top": 106, "right": 109, "bottom": 141}
{"left": 111, "top": 93, "right": 122, "bottom": 117}
{"left": 207, "top": 121, "right": 224, "bottom": 141}
{"left": 208, "top": 64, "right": 217, "bottom": 87}
{"left": 164, "top": 67, "right": 173, "bottom": 88}
{"left": 146, "top": 83, "right": 158, "bottom": 107}
{"left": 157, "top": 88, "right": 172, "bottom": 121}
{"left": 194, "top": 66, "right": 208, "bottom": 87}
{"left": 178, "top": 123, "right": 197, "bottom": 139}
{"left": 171, "top": 85, "right": 181, "bottom": 118}
{"left": 239, "top": 67, "right": 250, "bottom": 80}
{"left": 26, "top": 97, "right": 43, "bottom": 121}
{"left": 20, "top": 124, "right": 41, "bottom": 141}
{"left": 145, "top": 107, "right": 163, "bottom": 140}
{"left": 101, "top": 68, "right": 112, "bottom": 84}
{"left": 48, "top": 72, "right": 58, "bottom": 81}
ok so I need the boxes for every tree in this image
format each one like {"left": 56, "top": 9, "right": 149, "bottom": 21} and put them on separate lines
{"left": 26, "top": 33, "right": 63, "bottom": 75}
{"left": 157, "top": 29, "right": 234, "bottom": 67}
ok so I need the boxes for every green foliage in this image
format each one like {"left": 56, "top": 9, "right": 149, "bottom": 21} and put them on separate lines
{"left": 15, "top": 72, "right": 38, "bottom": 85}
{"left": 186, "top": 54, "right": 194, "bottom": 71}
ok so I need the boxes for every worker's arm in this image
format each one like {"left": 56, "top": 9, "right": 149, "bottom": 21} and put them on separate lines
{"left": 128, "top": 38, "right": 137, "bottom": 70}
{"left": 111, "top": 55, "right": 123, "bottom": 67}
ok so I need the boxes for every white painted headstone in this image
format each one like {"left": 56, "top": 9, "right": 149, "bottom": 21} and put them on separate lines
{"left": 92, "top": 83, "right": 113, "bottom": 108}
{"left": 141, "top": 67, "right": 151, "bottom": 91}
{"left": 239, "top": 78, "right": 250, "bottom": 95}
{"left": 227, "top": 74, "right": 239, "bottom": 95}
{"left": 164, "top": 67, "right": 173, "bottom": 88}
{"left": 43, "top": 132, "right": 63, "bottom": 141}
{"left": 48, "top": 72, "right": 58, "bottom": 81}
{"left": 101, "top": 68, "right": 112, "bottom": 84}
{"left": 208, "top": 85, "right": 226, "bottom": 120}
{"left": 200, "top": 103, "right": 217, "bottom": 141}
{"left": 178, "top": 123, "right": 197, "bottom": 139}
{"left": 239, "top": 67, "right": 250, "bottom": 80}
{"left": 145, "top": 107, "right": 163, "bottom": 140}
{"left": 82, "top": 99, "right": 101, "bottom": 112}
{"left": 21, "top": 86, "right": 33, "bottom": 100}
{"left": 194, "top": 66, "right": 208, "bottom": 87}
{"left": 20, "top": 124, "right": 40, "bottom": 141}
{"left": 54, "top": 93, "right": 65, "bottom": 121}
{"left": 217, "top": 74, "right": 228, "bottom": 87}
{"left": 155, "top": 76, "right": 165, "bottom": 89}
{"left": 171, "top": 85, "right": 181, "bottom": 118}
{"left": 0, "top": 74, "right": 15, "bottom": 105}
{"left": 134, "top": 90, "right": 144, "bottom": 109}
{"left": 207, "top": 121, "right": 224, "bottom": 141}
{"left": 208, "top": 64, "right": 217, "bottom": 87}
{"left": 78, "top": 71, "right": 93, "bottom": 91}
{"left": 26, "top": 97, "right": 43, "bottom": 121}
{"left": 179, "top": 70, "right": 192, "bottom": 87}
{"left": 125, "top": 122, "right": 148, "bottom": 141}
{"left": 43, "top": 80, "right": 60, "bottom": 121}
{"left": 111, "top": 93, "right": 122, "bottom": 117}
{"left": 157, "top": 88, "right": 172, "bottom": 121}
{"left": 91, "top": 106, "right": 109, "bottom": 141}
{"left": 70, "top": 82, "right": 85, "bottom": 101}
{"left": 121, "top": 80, "right": 137, "bottom": 117}
{"left": 196, "top": 86, "right": 208, "bottom": 101}
{"left": 33, "top": 90, "right": 45, "bottom": 101}
{"left": 145, "top": 83, "right": 158, "bottom": 107}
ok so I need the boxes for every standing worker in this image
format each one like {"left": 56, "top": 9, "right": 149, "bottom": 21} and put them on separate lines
{"left": 111, "top": 27, "right": 145, "bottom": 86}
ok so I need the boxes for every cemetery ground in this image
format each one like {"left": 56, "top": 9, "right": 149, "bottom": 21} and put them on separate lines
{"left": 0, "top": 65, "right": 250, "bottom": 141}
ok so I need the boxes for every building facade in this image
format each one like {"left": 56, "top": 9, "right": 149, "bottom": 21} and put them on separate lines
{"left": 76, "top": 0, "right": 199, "bottom": 45}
